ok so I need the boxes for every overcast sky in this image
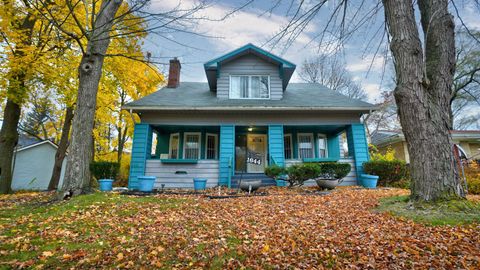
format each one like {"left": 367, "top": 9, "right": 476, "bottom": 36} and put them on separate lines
{"left": 144, "top": 0, "right": 480, "bottom": 103}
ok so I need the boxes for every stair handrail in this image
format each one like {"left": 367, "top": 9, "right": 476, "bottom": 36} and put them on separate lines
{"left": 227, "top": 156, "right": 232, "bottom": 188}
{"left": 270, "top": 156, "right": 278, "bottom": 166}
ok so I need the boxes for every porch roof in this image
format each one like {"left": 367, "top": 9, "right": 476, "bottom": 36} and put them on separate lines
{"left": 123, "top": 82, "right": 376, "bottom": 113}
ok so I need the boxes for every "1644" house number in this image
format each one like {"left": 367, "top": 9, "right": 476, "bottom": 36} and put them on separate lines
{"left": 247, "top": 157, "right": 261, "bottom": 165}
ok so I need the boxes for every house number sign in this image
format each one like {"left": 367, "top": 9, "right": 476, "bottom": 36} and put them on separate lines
{"left": 247, "top": 151, "right": 262, "bottom": 165}
{"left": 247, "top": 157, "right": 262, "bottom": 165}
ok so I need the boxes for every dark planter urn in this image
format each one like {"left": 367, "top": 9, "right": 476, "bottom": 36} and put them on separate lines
{"left": 239, "top": 180, "right": 262, "bottom": 192}
{"left": 315, "top": 178, "right": 342, "bottom": 190}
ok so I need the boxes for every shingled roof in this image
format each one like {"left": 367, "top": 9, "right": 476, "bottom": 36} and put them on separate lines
{"left": 123, "top": 82, "right": 376, "bottom": 113}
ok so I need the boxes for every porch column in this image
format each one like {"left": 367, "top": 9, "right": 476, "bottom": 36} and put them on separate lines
{"left": 346, "top": 123, "right": 369, "bottom": 183}
{"left": 219, "top": 125, "right": 235, "bottom": 187}
{"left": 128, "top": 123, "right": 153, "bottom": 190}
{"left": 268, "top": 125, "right": 285, "bottom": 166}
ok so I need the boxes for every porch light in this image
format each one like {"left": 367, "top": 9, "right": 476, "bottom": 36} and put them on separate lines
{"left": 248, "top": 127, "right": 253, "bottom": 132}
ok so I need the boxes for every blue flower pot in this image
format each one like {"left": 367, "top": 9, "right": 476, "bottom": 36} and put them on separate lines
{"left": 276, "top": 180, "right": 287, "bottom": 187}
{"left": 193, "top": 178, "right": 207, "bottom": 191}
{"left": 138, "top": 176, "right": 156, "bottom": 192}
{"left": 361, "top": 174, "right": 379, "bottom": 189}
{"left": 98, "top": 179, "right": 114, "bottom": 191}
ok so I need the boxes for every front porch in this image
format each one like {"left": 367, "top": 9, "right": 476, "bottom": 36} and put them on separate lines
{"left": 128, "top": 123, "right": 369, "bottom": 189}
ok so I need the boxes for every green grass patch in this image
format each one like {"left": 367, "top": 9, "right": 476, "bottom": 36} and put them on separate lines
{"left": 0, "top": 192, "right": 187, "bottom": 268}
{"left": 210, "top": 236, "right": 245, "bottom": 269}
{"left": 377, "top": 195, "right": 480, "bottom": 226}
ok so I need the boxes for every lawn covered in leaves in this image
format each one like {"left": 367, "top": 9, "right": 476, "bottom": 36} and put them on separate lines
{"left": 1, "top": 188, "right": 479, "bottom": 269}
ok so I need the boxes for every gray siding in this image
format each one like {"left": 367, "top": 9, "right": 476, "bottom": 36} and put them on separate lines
{"left": 145, "top": 159, "right": 219, "bottom": 189}
{"left": 12, "top": 143, "right": 65, "bottom": 190}
{"left": 285, "top": 158, "right": 357, "bottom": 186}
{"left": 141, "top": 111, "right": 362, "bottom": 126}
{"left": 216, "top": 54, "right": 283, "bottom": 100}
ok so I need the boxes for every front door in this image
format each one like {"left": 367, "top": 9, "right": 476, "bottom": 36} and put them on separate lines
{"left": 246, "top": 134, "right": 267, "bottom": 173}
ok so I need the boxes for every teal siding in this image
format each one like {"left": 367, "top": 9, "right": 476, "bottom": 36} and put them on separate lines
{"left": 327, "top": 134, "right": 340, "bottom": 159}
{"left": 346, "top": 124, "right": 369, "bottom": 182}
{"left": 156, "top": 133, "right": 170, "bottom": 157}
{"left": 268, "top": 125, "right": 285, "bottom": 166}
{"left": 219, "top": 125, "right": 235, "bottom": 187}
{"left": 129, "top": 124, "right": 153, "bottom": 189}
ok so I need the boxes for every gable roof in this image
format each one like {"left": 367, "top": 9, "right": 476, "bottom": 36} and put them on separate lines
{"left": 204, "top": 43, "right": 296, "bottom": 91}
{"left": 15, "top": 140, "right": 58, "bottom": 153}
{"left": 17, "top": 134, "right": 42, "bottom": 148}
{"left": 123, "top": 82, "right": 376, "bottom": 113}
{"left": 371, "top": 130, "right": 480, "bottom": 146}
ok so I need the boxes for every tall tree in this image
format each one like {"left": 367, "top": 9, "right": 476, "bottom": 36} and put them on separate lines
{"left": 19, "top": 92, "right": 57, "bottom": 140}
{"left": 384, "top": 0, "right": 464, "bottom": 201}
{"left": 451, "top": 30, "right": 480, "bottom": 129}
{"left": 94, "top": 55, "right": 163, "bottom": 164}
{"left": 29, "top": 0, "right": 206, "bottom": 197}
{"left": 0, "top": 1, "right": 63, "bottom": 193}
{"left": 266, "top": 0, "right": 475, "bottom": 202}
{"left": 299, "top": 55, "right": 367, "bottom": 100}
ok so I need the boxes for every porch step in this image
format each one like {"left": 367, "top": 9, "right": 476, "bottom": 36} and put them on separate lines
{"left": 230, "top": 173, "right": 276, "bottom": 188}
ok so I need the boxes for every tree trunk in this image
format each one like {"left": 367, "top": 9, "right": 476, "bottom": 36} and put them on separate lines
{"left": 383, "top": 0, "right": 465, "bottom": 202}
{"left": 48, "top": 106, "right": 74, "bottom": 190}
{"left": 0, "top": 100, "right": 22, "bottom": 194}
{"left": 0, "top": 14, "right": 36, "bottom": 194}
{"left": 60, "top": 0, "right": 123, "bottom": 197}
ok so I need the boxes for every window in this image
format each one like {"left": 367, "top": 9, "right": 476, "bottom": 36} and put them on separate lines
{"left": 151, "top": 131, "right": 158, "bottom": 156}
{"left": 229, "top": 75, "right": 270, "bottom": 99}
{"left": 340, "top": 132, "right": 349, "bottom": 157}
{"left": 298, "top": 133, "right": 314, "bottom": 159}
{"left": 183, "top": 132, "right": 201, "bottom": 159}
{"left": 169, "top": 133, "right": 179, "bottom": 159}
{"left": 284, "top": 134, "right": 293, "bottom": 159}
{"left": 317, "top": 134, "right": 328, "bottom": 158}
{"left": 205, "top": 133, "right": 218, "bottom": 159}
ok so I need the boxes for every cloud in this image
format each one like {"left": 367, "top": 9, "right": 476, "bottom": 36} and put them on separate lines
{"left": 154, "top": 0, "right": 313, "bottom": 51}
{"left": 346, "top": 55, "right": 385, "bottom": 73}
{"left": 361, "top": 82, "right": 382, "bottom": 102}
{"left": 460, "top": 3, "right": 480, "bottom": 30}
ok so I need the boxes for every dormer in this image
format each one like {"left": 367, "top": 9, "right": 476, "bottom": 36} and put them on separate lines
{"left": 204, "top": 44, "right": 296, "bottom": 100}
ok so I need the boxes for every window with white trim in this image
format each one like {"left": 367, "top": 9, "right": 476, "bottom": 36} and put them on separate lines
{"left": 183, "top": 132, "right": 201, "bottom": 159}
{"left": 229, "top": 75, "right": 270, "bottom": 99}
{"left": 205, "top": 133, "right": 218, "bottom": 159}
{"left": 169, "top": 133, "right": 179, "bottom": 159}
{"left": 298, "top": 133, "right": 314, "bottom": 159}
{"left": 317, "top": 134, "right": 328, "bottom": 158}
{"left": 284, "top": 134, "right": 293, "bottom": 159}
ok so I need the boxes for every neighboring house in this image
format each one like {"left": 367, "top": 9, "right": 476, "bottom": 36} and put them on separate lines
{"left": 371, "top": 130, "right": 480, "bottom": 163}
{"left": 123, "top": 44, "right": 376, "bottom": 189}
{"left": 10, "top": 136, "right": 66, "bottom": 190}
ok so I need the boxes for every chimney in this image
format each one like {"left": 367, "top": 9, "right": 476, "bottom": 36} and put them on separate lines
{"left": 167, "top": 57, "right": 181, "bottom": 88}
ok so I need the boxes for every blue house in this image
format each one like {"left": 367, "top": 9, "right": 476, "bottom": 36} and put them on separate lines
{"left": 124, "top": 44, "right": 375, "bottom": 189}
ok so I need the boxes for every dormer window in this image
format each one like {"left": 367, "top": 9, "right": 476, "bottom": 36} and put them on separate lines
{"left": 229, "top": 75, "right": 270, "bottom": 99}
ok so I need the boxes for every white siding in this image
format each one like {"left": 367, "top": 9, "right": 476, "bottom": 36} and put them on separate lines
{"left": 216, "top": 54, "right": 283, "bottom": 100}
{"left": 145, "top": 159, "right": 219, "bottom": 189}
{"left": 11, "top": 143, "right": 66, "bottom": 190}
{"left": 284, "top": 158, "right": 357, "bottom": 186}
